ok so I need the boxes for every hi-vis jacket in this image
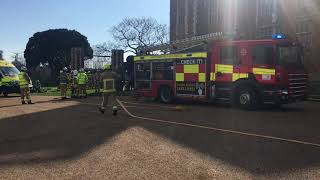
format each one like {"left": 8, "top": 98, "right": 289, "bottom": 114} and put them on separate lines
{"left": 77, "top": 72, "right": 88, "bottom": 85}
{"left": 18, "top": 72, "right": 31, "bottom": 88}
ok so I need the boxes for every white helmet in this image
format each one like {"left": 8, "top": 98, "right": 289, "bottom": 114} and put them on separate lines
{"left": 63, "top": 67, "right": 68, "bottom": 71}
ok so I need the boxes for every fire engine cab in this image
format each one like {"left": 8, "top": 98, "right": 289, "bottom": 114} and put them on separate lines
{"left": 133, "top": 35, "right": 308, "bottom": 109}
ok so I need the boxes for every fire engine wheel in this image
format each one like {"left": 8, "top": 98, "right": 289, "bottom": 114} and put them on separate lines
{"left": 236, "top": 87, "right": 257, "bottom": 109}
{"left": 159, "top": 86, "right": 173, "bottom": 103}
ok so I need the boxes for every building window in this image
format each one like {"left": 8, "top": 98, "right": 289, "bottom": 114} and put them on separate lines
{"left": 296, "top": 19, "right": 312, "bottom": 49}
{"left": 258, "top": 0, "right": 274, "bottom": 18}
{"left": 220, "top": 46, "right": 240, "bottom": 65}
{"left": 256, "top": 26, "right": 273, "bottom": 39}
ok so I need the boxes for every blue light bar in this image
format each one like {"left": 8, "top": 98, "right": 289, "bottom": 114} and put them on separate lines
{"left": 272, "top": 34, "right": 286, "bottom": 40}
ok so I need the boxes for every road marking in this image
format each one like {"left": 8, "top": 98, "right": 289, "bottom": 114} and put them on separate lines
{"left": 116, "top": 98, "right": 320, "bottom": 148}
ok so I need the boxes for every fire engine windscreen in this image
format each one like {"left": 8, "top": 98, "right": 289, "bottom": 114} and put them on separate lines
{"left": 278, "top": 45, "right": 302, "bottom": 67}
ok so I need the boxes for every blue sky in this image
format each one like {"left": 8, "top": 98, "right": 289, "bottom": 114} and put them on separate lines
{"left": 0, "top": 0, "right": 169, "bottom": 60}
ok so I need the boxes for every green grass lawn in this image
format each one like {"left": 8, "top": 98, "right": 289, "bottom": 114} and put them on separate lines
{"left": 32, "top": 88, "right": 98, "bottom": 97}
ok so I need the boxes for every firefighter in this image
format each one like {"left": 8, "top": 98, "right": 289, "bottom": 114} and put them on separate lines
{"left": 34, "top": 80, "right": 42, "bottom": 93}
{"left": 59, "top": 67, "right": 69, "bottom": 99}
{"left": 87, "top": 70, "right": 93, "bottom": 89}
{"left": 94, "top": 70, "right": 101, "bottom": 94}
{"left": 18, "top": 67, "right": 34, "bottom": 104}
{"left": 77, "top": 68, "right": 88, "bottom": 98}
{"left": 71, "top": 70, "right": 78, "bottom": 98}
{"left": 99, "top": 65, "right": 118, "bottom": 115}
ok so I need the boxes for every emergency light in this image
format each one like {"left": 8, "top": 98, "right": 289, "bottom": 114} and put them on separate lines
{"left": 272, "top": 34, "right": 286, "bottom": 40}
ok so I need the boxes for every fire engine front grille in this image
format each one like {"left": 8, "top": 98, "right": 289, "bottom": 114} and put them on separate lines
{"left": 288, "top": 73, "right": 308, "bottom": 99}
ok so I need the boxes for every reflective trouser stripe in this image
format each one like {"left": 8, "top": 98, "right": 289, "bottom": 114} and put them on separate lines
{"left": 102, "top": 89, "right": 116, "bottom": 93}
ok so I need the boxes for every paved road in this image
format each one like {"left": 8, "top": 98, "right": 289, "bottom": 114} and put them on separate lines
{"left": 121, "top": 98, "right": 320, "bottom": 176}
{"left": 0, "top": 96, "right": 319, "bottom": 179}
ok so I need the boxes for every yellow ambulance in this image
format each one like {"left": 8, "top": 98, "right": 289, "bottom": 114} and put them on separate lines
{"left": 0, "top": 59, "right": 20, "bottom": 96}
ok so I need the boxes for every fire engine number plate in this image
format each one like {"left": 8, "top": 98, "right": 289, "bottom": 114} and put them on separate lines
{"left": 262, "top": 74, "right": 272, "bottom": 80}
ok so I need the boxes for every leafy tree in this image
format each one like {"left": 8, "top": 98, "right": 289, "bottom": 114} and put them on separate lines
{"left": 24, "top": 29, "right": 93, "bottom": 79}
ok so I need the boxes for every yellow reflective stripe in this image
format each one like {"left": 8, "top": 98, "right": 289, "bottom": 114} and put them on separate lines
{"left": 253, "top": 68, "right": 275, "bottom": 75}
{"left": 103, "top": 89, "right": 116, "bottom": 93}
{"left": 184, "top": 65, "right": 199, "bottom": 73}
{"left": 134, "top": 52, "right": 207, "bottom": 61}
{"left": 240, "top": 73, "right": 249, "bottom": 78}
{"left": 210, "top": 73, "right": 216, "bottom": 81}
{"left": 176, "top": 73, "right": 184, "bottom": 82}
{"left": 232, "top": 73, "right": 249, "bottom": 81}
{"left": 216, "top": 64, "right": 233, "bottom": 73}
{"left": 199, "top": 73, "right": 206, "bottom": 82}
{"left": 103, "top": 79, "right": 115, "bottom": 91}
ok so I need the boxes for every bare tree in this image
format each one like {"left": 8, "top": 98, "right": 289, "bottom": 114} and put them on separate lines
{"left": 11, "top": 52, "right": 26, "bottom": 70}
{"left": 93, "top": 42, "right": 120, "bottom": 56}
{"left": 110, "top": 17, "right": 168, "bottom": 54}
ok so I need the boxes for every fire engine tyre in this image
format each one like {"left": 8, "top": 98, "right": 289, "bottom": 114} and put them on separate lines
{"left": 236, "top": 87, "right": 258, "bottom": 109}
{"left": 159, "top": 86, "right": 173, "bottom": 103}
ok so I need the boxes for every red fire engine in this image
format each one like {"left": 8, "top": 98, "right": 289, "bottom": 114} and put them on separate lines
{"left": 133, "top": 35, "right": 308, "bottom": 109}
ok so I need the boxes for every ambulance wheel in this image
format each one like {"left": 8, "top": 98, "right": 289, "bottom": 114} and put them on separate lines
{"left": 159, "top": 86, "right": 173, "bottom": 103}
{"left": 236, "top": 87, "right": 257, "bottom": 109}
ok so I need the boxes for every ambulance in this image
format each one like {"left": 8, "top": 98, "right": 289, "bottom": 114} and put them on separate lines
{"left": 0, "top": 57, "right": 20, "bottom": 96}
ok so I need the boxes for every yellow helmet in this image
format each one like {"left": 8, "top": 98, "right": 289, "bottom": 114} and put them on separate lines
{"left": 104, "top": 64, "right": 111, "bottom": 70}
